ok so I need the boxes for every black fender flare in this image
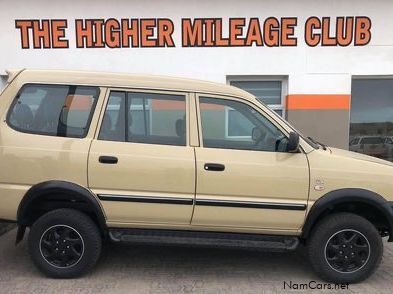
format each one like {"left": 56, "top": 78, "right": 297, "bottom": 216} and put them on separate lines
{"left": 17, "top": 180, "right": 107, "bottom": 232}
{"left": 302, "top": 188, "right": 393, "bottom": 241}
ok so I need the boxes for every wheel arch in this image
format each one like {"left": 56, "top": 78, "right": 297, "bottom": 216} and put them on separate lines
{"left": 17, "top": 180, "right": 107, "bottom": 242}
{"left": 302, "top": 188, "right": 393, "bottom": 242}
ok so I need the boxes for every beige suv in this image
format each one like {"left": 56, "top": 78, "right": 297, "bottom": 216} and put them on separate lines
{"left": 1, "top": 69, "right": 393, "bottom": 283}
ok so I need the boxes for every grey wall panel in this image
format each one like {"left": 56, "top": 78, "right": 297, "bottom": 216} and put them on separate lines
{"left": 287, "top": 110, "right": 350, "bottom": 149}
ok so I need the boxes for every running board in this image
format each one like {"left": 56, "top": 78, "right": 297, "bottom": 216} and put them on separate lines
{"left": 108, "top": 228, "right": 299, "bottom": 251}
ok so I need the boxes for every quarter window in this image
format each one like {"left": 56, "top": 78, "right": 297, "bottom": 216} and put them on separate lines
{"left": 199, "top": 97, "right": 289, "bottom": 152}
{"left": 8, "top": 84, "right": 99, "bottom": 138}
{"left": 99, "top": 91, "right": 187, "bottom": 146}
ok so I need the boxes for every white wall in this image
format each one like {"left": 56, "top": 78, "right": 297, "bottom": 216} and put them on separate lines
{"left": 0, "top": 0, "right": 392, "bottom": 94}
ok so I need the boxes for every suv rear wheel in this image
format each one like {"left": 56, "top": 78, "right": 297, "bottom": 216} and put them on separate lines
{"left": 28, "top": 208, "right": 102, "bottom": 278}
{"left": 307, "top": 212, "right": 383, "bottom": 283}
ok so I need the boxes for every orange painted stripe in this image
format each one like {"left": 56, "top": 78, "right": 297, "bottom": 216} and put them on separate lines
{"left": 286, "top": 94, "right": 350, "bottom": 110}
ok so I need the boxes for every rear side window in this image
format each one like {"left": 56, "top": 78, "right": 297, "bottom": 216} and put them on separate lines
{"left": 7, "top": 84, "right": 99, "bottom": 138}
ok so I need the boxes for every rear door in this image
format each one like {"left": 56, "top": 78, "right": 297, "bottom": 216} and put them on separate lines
{"left": 191, "top": 94, "right": 309, "bottom": 231}
{"left": 88, "top": 89, "right": 195, "bottom": 225}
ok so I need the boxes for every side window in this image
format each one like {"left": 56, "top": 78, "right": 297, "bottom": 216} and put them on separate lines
{"left": 199, "top": 97, "right": 288, "bottom": 152}
{"left": 8, "top": 84, "right": 99, "bottom": 138}
{"left": 98, "top": 91, "right": 126, "bottom": 142}
{"left": 99, "top": 91, "right": 187, "bottom": 146}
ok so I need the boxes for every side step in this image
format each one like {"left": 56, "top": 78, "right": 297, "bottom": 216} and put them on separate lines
{"left": 108, "top": 228, "right": 299, "bottom": 251}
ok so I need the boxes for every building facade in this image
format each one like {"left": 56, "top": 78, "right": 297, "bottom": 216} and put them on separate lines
{"left": 1, "top": 0, "right": 393, "bottom": 160}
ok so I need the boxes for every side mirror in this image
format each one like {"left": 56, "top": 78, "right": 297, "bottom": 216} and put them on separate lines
{"left": 287, "top": 132, "right": 300, "bottom": 153}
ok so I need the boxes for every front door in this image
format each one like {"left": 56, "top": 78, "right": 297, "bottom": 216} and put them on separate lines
{"left": 192, "top": 95, "right": 309, "bottom": 231}
{"left": 88, "top": 89, "right": 195, "bottom": 225}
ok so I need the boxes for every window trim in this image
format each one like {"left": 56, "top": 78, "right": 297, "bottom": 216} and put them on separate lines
{"left": 224, "top": 107, "right": 252, "bottom": 139}
{"left": 6, "top": 83, "right": 100, "bottom": 139}
{"left": 97, "top": 87, "right": 190, "bottom": 146}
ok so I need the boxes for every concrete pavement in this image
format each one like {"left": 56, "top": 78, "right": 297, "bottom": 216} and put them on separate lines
{"left": 1, "top": 229, "right": 393, "bottom": 293}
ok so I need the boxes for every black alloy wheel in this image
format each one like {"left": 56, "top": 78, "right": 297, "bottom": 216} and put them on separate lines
{"left": 324, "top": 229, "right": 370, "bottom": 273}
{"left": 29, "top": 208, "right": 102, "bottom": 278}
{"left": 40, "top": 224, "right": 85, "bottom": 268}
{"left": 307, "top": 213, "right": 383, "bottom": 283}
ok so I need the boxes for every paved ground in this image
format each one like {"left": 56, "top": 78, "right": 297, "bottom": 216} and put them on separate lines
{"left": 1, "top": 229, "right": 393, "bottom": 294}
{"left": 0, "top": 223, "right": 15, "bottom": 236}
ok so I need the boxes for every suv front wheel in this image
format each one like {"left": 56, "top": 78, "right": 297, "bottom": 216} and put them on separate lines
{"left": 28, "top": 208, "right": 102, "bottom": 278}
{"left": 307, "top": 212, "right": 383, "bottom": 283}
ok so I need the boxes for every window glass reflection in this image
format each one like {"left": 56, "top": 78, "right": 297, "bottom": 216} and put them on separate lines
{"left": 349, "top": 79, "right": 393, "bottom": 161}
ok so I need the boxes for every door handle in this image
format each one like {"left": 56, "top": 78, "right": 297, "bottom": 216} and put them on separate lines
{"left": 99, "top": 156, "right": 118, "bottom": 164}
{"left": 204, "top": 163, "right": 225, "bottom": 172}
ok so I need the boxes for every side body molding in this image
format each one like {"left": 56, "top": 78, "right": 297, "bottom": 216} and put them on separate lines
{"left": 17, "top": 180, "right": 107, "bottom": 232}
{"left": 302, "top": 188, "right": 393, "bottom": 241}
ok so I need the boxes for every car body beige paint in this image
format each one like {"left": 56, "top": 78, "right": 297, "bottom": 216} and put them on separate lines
{"left": 307, "top": 147, "right": 393, "bottom": 205}
{"left": 1, "top": 69, "right": 393, "bottom": 237}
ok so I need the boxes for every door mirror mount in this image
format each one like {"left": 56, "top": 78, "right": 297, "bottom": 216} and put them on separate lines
{"left": 287, "top": 132, "right": 300, "bottom": 153}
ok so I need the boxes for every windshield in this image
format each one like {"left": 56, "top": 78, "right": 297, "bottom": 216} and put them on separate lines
{"left": 253, "top": 98, "right": 320, "bottom": 149}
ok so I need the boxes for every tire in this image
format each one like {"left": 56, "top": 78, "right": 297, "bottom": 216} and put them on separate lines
{"left": 307, "top": 212, "right": 383, "bottom": 283}
{"left": 28, "top": 208, "right": 102, "bottom": 278}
